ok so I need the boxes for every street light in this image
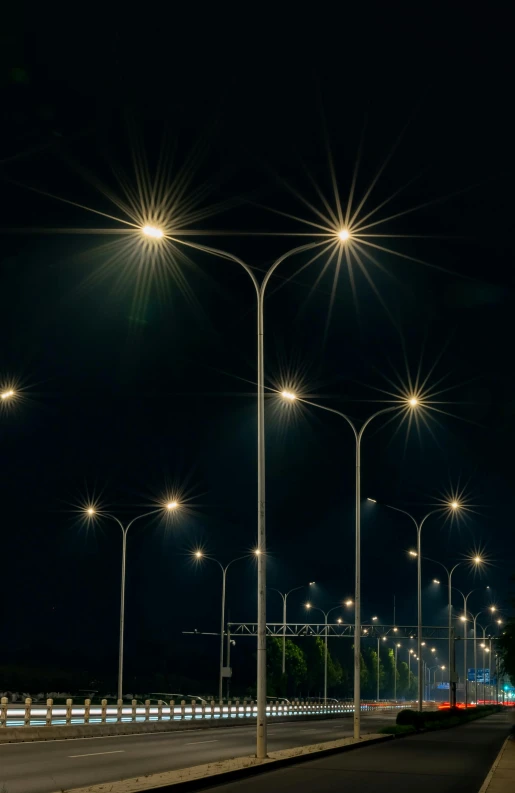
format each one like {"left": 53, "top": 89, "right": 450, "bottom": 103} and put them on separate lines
{"left": 85, "top": 502, "right": 177, "bottom": 700}
{"left": 195, "top": 551, "right": 254, "bottom": 700}
{"left": 283, "top": 392, "right": 419, "bottom": 737}
{"left": 422, "top": 554, "right": 483, "bottom": 706}
{"left": 271, "top": 583, "right": 314, "bottom": 677}
{"left": 305, "top": 601, "right": 350, "bottom": 704}
{"left": 0, "top": 389, "right": 15, "bottom": 400}
{"left": 463, "top": 607, "right": 498, "bottom": 705}
{"left": 380, "top": 500, "right": 463, "bottom": 711}
{"left": 164, "top": 236, "right": 333, "bottom": 758}
{"left": 142, "top": 225, "right": 164, "bottom": 239}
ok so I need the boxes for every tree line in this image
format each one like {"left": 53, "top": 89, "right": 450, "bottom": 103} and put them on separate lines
{"left": 267, "top": 636, "right": 418, "bottom": 700}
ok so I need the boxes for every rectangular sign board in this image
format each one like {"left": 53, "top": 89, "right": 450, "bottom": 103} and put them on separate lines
{"left": 467, "top": 668, "right": 490, "bottom": 683}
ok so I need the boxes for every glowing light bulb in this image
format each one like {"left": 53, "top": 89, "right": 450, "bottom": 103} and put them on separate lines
{"left": 281, "top": 390, "right": 296, "bottom": 401}
{"left": 142, "top": 225, "right": 164, "bottom": 239}
{"left": 1, "top": 389, "right": 15, "bottom": 400}
{"left": 338, "top": 229, "right": 350, "bottom": 241}
{"left": 166, "top": 501, "right": 179, "bottom": 510}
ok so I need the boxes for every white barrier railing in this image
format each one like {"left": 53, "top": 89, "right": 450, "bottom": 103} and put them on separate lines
{"left": 0, "top": 696, "right": 408, "bottom": 729}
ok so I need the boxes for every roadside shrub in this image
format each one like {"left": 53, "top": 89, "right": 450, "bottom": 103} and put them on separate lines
{"left": 397, "top": 704, "right": 502, "bottom": 729}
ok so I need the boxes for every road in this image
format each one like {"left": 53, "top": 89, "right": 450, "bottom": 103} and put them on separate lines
{"left": 196, "top": 712, "right": 512, "bottom": 793}
{"left": 0, "top": 712, "right": 396, "bottom": 793}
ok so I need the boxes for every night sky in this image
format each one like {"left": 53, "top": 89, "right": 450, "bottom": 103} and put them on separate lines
{"left": 1, "top": 11, "right": 513, "bottom": 693}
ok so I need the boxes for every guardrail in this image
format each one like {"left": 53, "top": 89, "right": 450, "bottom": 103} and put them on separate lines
{"left": 0, "top": 696, "right": 408, "bottom": 729}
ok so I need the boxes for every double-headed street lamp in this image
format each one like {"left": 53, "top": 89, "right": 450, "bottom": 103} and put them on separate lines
{"left": 194, "top": 550, "right": 260, "bottom": 701}
{"left": 271, "top": 583, "right": 315, "bottom": 677}
{"left": 305, "top": 601, "right": 352, "bottom": 704}
{"left": 86, "top": 501, "right": 179, "bottom": 701}
{"left": 376, "top": 501, "right": 461, "bottom": 711}
{"left": 461, "top": 607, "right": 497, "bottom": 704}
{"left": 0, "top": 389, "right": 16, "bottom": 400}
{"left": 159, "top": 232, "right": 346, "bottom": 759}
{"left": 282, "top": 391, "right": 420, "bottom": 737}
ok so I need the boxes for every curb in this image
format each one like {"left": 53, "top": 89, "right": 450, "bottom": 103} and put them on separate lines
{"left": 59, "top": 733, "right": 392, "bottom": 793}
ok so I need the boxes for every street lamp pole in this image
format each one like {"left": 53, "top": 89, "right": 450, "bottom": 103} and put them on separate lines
{"left": 195, "top": 552, "right": 252, "bottom": 700}
{"left": 305, "top": 602, "right": 344, "bottom": 704}
{"left": 177, "top": 238, "right": 328, "bottom": 759}
{"left": 271, "top": 585, "right": 312, "bottom": 675}
{"left": 426, "top": 558, "right": 462, "bottom": 706}
{"left": 286, "top": 395, "right": 415, "bottom": 737}
{"left": 385, "top": 504, "right": 459, "bottom": 711}
{"left": 456, "top": 589, "right": 476, "bottom": 707}
{"left": 395, "top": 643, "right": 401, "bottom": 701}
{"left": 85, "top": 504, "right": 176, "bottom": 701}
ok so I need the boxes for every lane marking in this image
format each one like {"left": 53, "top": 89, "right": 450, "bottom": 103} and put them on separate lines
{"left": 185, "top": 740, "right": 219, "bottom": 745}
{"left": 69, "top": 749, "right": 125, "bottom": 758}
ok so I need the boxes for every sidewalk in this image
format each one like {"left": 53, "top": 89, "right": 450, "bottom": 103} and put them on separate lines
{"left": 479, "top": 729, "right": 515, "bottom": 793}
{"left": 186, "top": 712, "right": 512, "bottom": 793}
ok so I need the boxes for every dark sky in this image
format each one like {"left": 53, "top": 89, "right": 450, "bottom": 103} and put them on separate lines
{"left": 1, "top": 10, "right": 513, "bottom": 691}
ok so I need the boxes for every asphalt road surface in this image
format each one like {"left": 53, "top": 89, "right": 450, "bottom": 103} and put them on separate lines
{"left": 195, "top": 712, "right": 512, "bottom": 793}
{"left": 0, "top": 713, "right": 396, "bottom": 793}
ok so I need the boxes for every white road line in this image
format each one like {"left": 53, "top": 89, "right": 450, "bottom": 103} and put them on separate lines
{"left": 69, "top": 749, "right": 125, "bottom": 758}
{"left": 185, "top": 739, "right": 219, "bottom": 745}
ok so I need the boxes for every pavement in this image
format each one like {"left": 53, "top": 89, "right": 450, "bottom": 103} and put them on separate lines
{"left": 0, "top": 712, "right": 397, "bottom": 793}
{"left": 479, "top": 728, "right": 515, "bottom": 793}
{"left": 185, "top": 712, "right": 512, "bottom": 793}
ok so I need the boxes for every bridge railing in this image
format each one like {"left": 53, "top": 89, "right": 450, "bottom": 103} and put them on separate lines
{"left": 0, "top": 696, "right": 410, "bottom": 729}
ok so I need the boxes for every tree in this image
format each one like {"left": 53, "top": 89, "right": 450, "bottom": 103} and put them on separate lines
{"left": 397, "top": 661, "right": 410, "bottom": 698}
{"left": 266, "top": 637, "right": 307, "bottom": 697}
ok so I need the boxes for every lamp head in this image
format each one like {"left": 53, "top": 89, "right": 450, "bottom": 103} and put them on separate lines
{"left": 344, "top": 599, "right": 353, "bottom": 607}
{"left": 142, "top": 225, "right": 164, "bottom": 239}
{"left": 0, "top": 389, "right": 15, "bottom": 400}
{"left": 281, "top": 390, "right": 296, "bottom": 401}
{"left": 409, "top": 550, "right": 418, "bottom": 557}
{"left": 166, "top": 501, "right": 179, "bottom": 510}
{"left": 337, "top": 228, "right": 350, "bottom": 241}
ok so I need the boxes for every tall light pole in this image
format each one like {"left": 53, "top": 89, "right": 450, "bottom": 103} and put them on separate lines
{"left": 384, "top": 501, "right": 461, "bottom": 711}
{"left": 456, "top": 589, "right": 476, "bottom": 706}
{"left": 85, "top": 502, "right": 179, "bottom": 701}
{"left": 409, "top": 649, "right": 415, "bottom": 697}
{"left": 282, "top": 392, "right": 419, "bottom": 737}
{"left": 395, "top": 643, "right": 401, "bottom": 701}
{"left": 478, "top": 620, "right": 502, "bottom": 703}
{"left": 163, "top": 234, "right": 343, "bottom": 759}
{"left": 427, "top": 556, "right": 483, "bottom": 705}
{"left": 305, "top": 602, "right": 348, "bottom": 704}
{"left": 461, "top": 604, "right": 495, "bottom": 706}
{"left": 194, "top": 551, "right": 257, "bottom": 700}
{"left": 378, "top": 635, "right": 387, "bottom": 702}
{"left": 271, "top": 583, "right": 315, "bottom": 676}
